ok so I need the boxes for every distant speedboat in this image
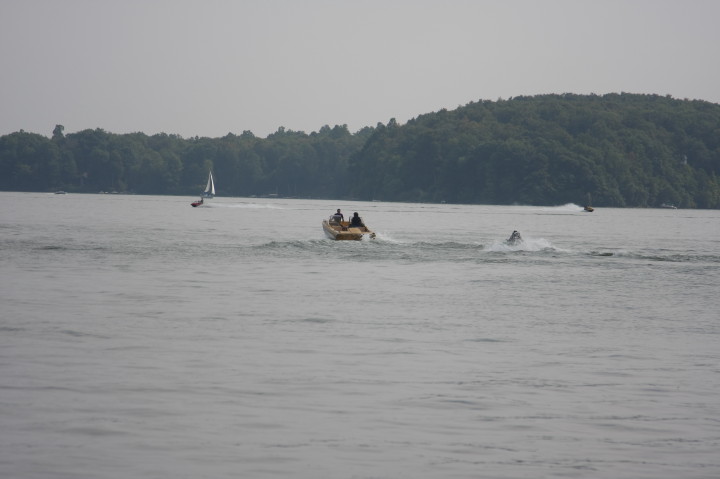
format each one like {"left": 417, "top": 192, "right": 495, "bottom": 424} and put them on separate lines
{"left": 54, "top": 191, "right": 67, "bottom": 195}
{"left": 322, "top": 215, "right": 375, "bottom": 241}
{"left": 660, "top": 203, "right": 677, "bottom": 209}
{"left": 583, "top": 205, "right": 594, "bottom": 212}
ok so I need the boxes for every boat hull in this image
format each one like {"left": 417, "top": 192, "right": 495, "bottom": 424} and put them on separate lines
{"left": 322, "top": 220, "right": 375, "bottom": 241}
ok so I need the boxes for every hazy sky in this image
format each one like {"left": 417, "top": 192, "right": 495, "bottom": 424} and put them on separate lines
{"left": 2, "top": 0, "right": 718, "bottom": 139}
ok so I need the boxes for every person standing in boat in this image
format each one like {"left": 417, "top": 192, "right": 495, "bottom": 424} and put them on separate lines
{"left": 350, "top": 212, "right": 365, "bottom": 228}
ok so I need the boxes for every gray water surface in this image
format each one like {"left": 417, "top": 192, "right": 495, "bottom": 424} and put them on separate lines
{"left": 2, "top": 192, "right": 719, "bottom": 478}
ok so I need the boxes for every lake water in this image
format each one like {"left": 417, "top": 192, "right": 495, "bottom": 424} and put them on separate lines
{"left": 1, "top": 192, "right": 719, "bottom": 479}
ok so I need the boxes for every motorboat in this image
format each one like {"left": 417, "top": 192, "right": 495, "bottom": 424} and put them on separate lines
{"left": 322, "top": 216, "right": 375, "bottom": 241}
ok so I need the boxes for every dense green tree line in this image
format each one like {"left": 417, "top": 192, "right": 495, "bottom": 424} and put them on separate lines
{"left": 348, "top": 93, "right": 720, "bottom": 207}
{"left": 2, "top": 93, "right": 719, "bottom": 207}
{"left": 0, "top": 124, "right": 370, "bottom": 199}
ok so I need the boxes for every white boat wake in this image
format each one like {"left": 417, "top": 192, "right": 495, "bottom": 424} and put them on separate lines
{"left": 536, "top": 203, "right": 585, "bottom": 214}
{"left": 485, "top": 236, "right": 567, "bottom": 253}
{"left": 204, "top": 202, "right": 282, "bottom": 209}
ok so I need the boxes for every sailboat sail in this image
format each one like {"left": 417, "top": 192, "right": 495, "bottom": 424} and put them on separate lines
{"left": 202, "top": 171, "right": 215, "bottom": 197}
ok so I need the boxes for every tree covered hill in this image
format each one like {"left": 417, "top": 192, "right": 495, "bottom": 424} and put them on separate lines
{"left": 348, "top": 93, "right": 720, "bottom": 208}
{"left": 2, "top": 93, "right": 719, "bottom": 208}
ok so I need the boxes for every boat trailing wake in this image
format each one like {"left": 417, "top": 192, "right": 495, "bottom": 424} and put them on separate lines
{"left": 235, "top": 234, "right": 719, "bottom": 265}
{"left": 536, "top": 203, "right": 586, "bottom": 214}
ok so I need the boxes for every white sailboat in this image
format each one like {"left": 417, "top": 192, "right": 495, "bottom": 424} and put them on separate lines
{"left": 201, "top": 171, "right": 215, "bottom": 198}
{"left": 191, "top": 170, "right": 215, "bottom": 207}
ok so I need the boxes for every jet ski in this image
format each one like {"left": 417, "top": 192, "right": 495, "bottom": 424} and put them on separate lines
{"left": 506, "top": 230, "right": 523, "bottom": 246}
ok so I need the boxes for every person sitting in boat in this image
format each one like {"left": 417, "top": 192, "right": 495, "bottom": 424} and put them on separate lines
{"left": 349, "top": 212, "right": 365, "bottom": 228}
{"left": 507, "top": 230, "right": 522, "bottom": 244}
{"left": 331, "top": 209, "right": 344, "bottom": 223}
